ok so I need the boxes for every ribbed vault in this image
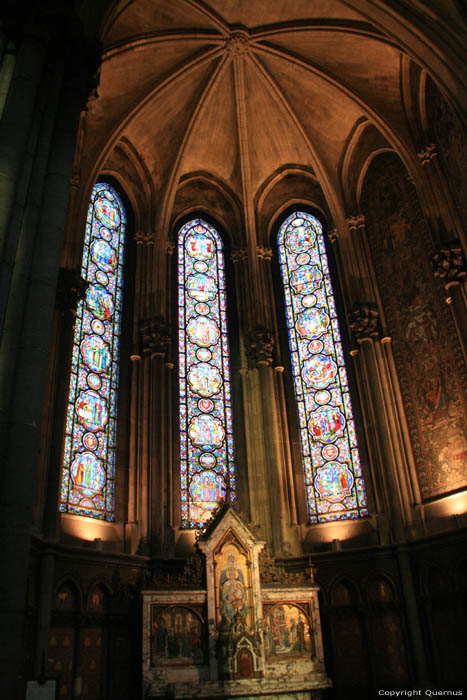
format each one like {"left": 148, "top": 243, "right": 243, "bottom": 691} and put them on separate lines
{"left": 73, "top": 0, "right": 465, "bottom": 239}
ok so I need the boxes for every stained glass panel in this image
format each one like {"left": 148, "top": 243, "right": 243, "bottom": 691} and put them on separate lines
{"left": 60, "top": 184, "right": 126, "bottom": 520}
{"left": 278, "top": 212, "right": 368, "bottom": 523}
{"left": 178, "top": 219, "right": 235, "bottom": 527}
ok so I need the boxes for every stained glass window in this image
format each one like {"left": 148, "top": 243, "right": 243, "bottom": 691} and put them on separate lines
{"left": 60, "top": 183, "right": 126, "bottom": 520}
{"left": 278, "top": 212, "right": 368, "bottom": 523}
{"left": 178, "top": 219, "right": 235, "bottom": 527}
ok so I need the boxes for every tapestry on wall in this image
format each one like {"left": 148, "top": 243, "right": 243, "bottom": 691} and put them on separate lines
{"left": 361, "top": 152, "right": 467, "bottom": 499}
{"left": 426, "top": 76, "right": 467, "bottom": 232}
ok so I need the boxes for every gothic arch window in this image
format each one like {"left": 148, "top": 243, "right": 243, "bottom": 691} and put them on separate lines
{"left": 60, "top": 183, "right": 127, "bottom": 520}
{"left": 177, "top": 218, "right": 235, "bottom": 528}
{"left": 277, "top": 211, "right": 368, "bottom": 523}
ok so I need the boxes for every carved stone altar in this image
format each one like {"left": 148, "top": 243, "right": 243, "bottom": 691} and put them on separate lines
{"left": 142, "top": 507, "right": 331, "bottom": 698}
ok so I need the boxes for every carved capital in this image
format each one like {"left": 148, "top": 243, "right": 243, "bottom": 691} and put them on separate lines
{"left": 349, "top": 302, "right": 380, "bottom": 341}
{"left": 245, "top": 326, "right": 275, "bottom": 365}
{"left": 417, "top": 143, "right": 438, "bottom": 167}
{"left": 70, "top": 172, "right": 81, "bottom": 190}
{"left": 257, "top": 246, "right": 273, "bottom": 261}
{"left": 139, "top": 316, "right": 171, "bottom": 356}
{"left": 230, "top": 247, "right": 247, "bottom": 263}
{"left": 431, "top": 242, "right": 467, "bottom": 287}
{"left": 328, "top": 227, "right": 339, "bottom": 244}
{"left": 166, "top": 239, "right": 175, "bottom": 255}
{"left": 346, "top": 215, "right": 365, "bottom": 233}
{"left": 134, "top": 231, "right": 154, "bottom": 246}
{"left": 55, "top": 268, "right": 88, "bottom": 314}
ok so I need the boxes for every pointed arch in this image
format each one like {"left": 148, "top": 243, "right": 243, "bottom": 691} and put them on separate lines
{"left": 277, "top": 211, "right": 368, "bottom": 523}
{"left": 60, "top": 183, "right": 127, "bottom": 520}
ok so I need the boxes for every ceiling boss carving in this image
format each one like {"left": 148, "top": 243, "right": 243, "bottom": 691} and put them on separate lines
{"left": 224, "top": 30, "right": 250, "bottom": 56}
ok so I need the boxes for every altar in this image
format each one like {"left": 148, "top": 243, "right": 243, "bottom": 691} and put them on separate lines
{"left": 142, "top": 507, "right": 331, "bottom": 699}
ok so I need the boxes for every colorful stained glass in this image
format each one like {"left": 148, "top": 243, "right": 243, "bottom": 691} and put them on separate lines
{"left": 60, "top": 184, "right": 126, "bottom": 520}
{"left": 178, "top": 219, "right": 235, "bottom": 527}
{"left": 187, "top": 363, "right": 222, "bottom": 397}
{"left": 278, "top": 212, "right": 368, "bottom": 523}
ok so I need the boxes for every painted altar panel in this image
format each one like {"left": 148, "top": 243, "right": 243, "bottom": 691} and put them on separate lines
{"left": 151, "top": 605, "right": 205, "bottom": 665}
{"left": 215, "top": 538, "right": 254, "bottom": 631}
{"left": 361, "top": 152, "right": 467, "bottom": 500}
{"left": 142, "top": 591, "right": 210, "bottom": 686}
{"left": 263, "top": 602, "right": 315, "bottom": 661}
{"left": 261, "top": 587, "right": 326, "bottom": 683}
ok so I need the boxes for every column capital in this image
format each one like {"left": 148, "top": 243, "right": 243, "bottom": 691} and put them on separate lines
{"left": 135, "top": 231, "right": 155, "bottom": 246}
{"left": 230, "top": 247, "right": 247, "bottom": 263}
{"left": 139, "top": 316, "right": 171, "bottom": 356}
{"left": 346, "top": 214, "right": 366, "bottom": 231}
{"left": 166, "top": 239, "right": 175, "bottom": 255}
{"left": 70, "top": 172, "right": 81, "bottom": 191}
{"left": 431, "top": 242, "right": 466, "bottom": 287}
{"left": 417, "top": 143, "right": 438, "bottom": 167}
{"left": 245, "top": 326, "right": 275, "bottom": 366}
{"left": 55, "top": 268, "right": 88, "bottom": 314}
{"left": 328, "top": 227, "right": 339, "bottom": 244}
{"left": 348, "top": 302, "right": 380, "bottom": 342}
{"left": 257, "top": 246, "right": 273, "bottom": 261}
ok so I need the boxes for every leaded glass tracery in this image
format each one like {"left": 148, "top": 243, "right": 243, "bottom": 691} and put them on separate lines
{"left": 60, "top": 184, "right": 126, "bottom": 520}
{"left": 278, "top": 212, "right": 368, "bottom": 523}
{"left": 178, "top": 219, "right": 235, "bottom": 527}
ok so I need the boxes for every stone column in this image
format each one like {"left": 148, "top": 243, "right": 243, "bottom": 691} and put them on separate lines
{"left": 139, "top": 316, "right": 171, "bottom": 554}
{"left": 0, "top": 38, "right": 16, "bottom": 120}
{"left": 231, "top": 247, "right": 249, "bottom": 351}
{"left": 34, "top": 271, "right": 85, "bottom": 678}
{"left": 432, "top": 242, "right": 467, "bottom": 365}
{"left": 417, "top": 143, "right": 466, "bottom": 251}
{"left": 0, "top": 24, "right": 101, "bottom": 698}
{"left": 256, "top": 246, "right": 273, "bottom": 329}
{"left": 274, "top": 365, "right": 298, "bottom": 526}
{"left": 41, "top": 269, "right": 88, "bottom": 538}
{"left": 344, "top": 214, "right": 421, "bottom": 534}
{"left": 245, "top": 328, "right": 299, "bottom": 556}
{"left": 346, "top": 215, "right": 385, "bottom": 311}
{"left": 34, "top": 549, "right": 55, "bottom": 677}
{"left": 349, "top": 303, "right": 411, "bottom": 542}
{"left": 126, "top": 352, "right": 141, "bottom": 552}
{"left": 125, "top": 233, "right": 148, "bottom": 551}
{"left": 0, "top": 23, "right": 48, "bottom": 290}
{"left": 0, "top": 53, "right": 65, "bottom": 453}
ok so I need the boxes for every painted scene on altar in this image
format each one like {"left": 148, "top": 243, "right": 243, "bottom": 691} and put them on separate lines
{"left": 151, "top": 606, "right": 204, "bottom": 664}
{"left": 263, "top": 604, "right": 314, "bottom": 660}
{"left": 215, "top": 540, "right": 252, "bottom": 629}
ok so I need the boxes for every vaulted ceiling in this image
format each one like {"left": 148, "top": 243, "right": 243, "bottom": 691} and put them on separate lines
{"left": 75, "top": 0, "right": 466, "bottom": 231}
